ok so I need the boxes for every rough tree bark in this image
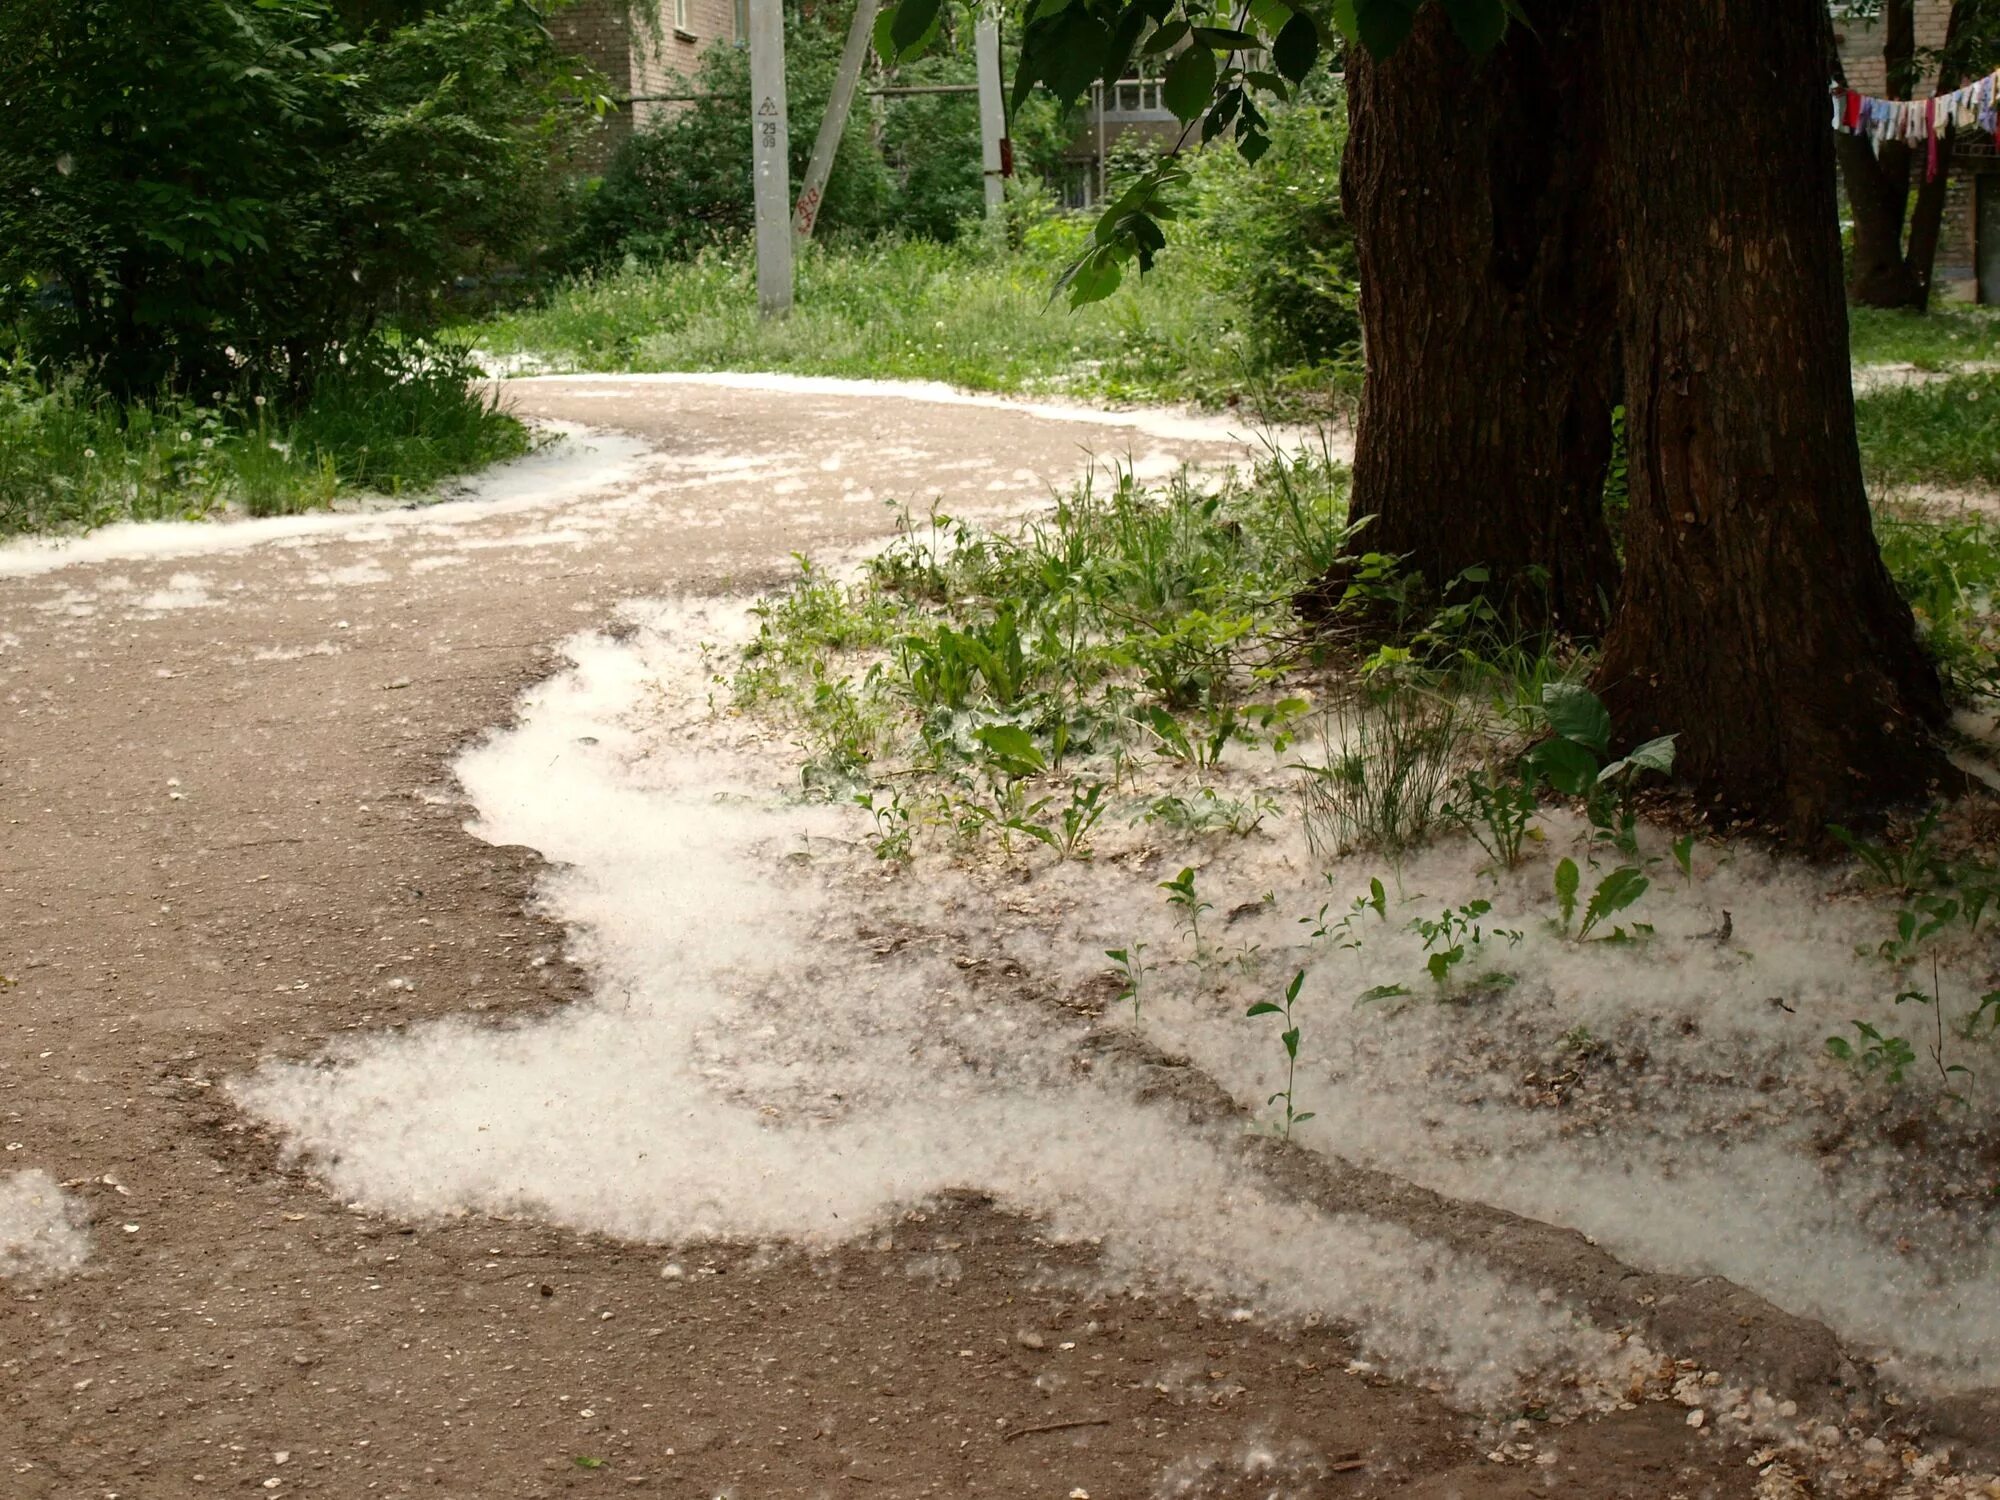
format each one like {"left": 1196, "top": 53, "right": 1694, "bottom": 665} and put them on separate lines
{"left": 1834, "top": 0, "right": 1972, "bottom": 310}
{"left": 1595, "top": 0, "right": 1946, "bottom": 833}
{"left": 1332, "top": 1, "right": 1620, "bottom": 635}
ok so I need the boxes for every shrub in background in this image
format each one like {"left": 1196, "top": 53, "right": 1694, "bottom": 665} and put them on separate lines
{"left": 572, "top": 6, "right": 1072, "bottom": 266}
{"left": 1184, "top": 85, "right": 1358, "bottom": 368}
{"left": 0, "top": 0, "right": 596, "bottom": 404}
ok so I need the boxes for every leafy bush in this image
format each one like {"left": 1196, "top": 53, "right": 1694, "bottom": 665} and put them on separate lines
{"left": 0, "top": 340, "right": 529, "bottom": 535}
{"left": 1178, "top": 87, "right": 1358, "bottom": 367}
{"left": 0, "top": 0, "right": 593, "bottom": 402}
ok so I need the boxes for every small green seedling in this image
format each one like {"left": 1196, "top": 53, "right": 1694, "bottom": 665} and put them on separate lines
{"left": 1160, "top": 866, "right": 1213, "bottom": 954}
{"left": 1106, "top": 944, "right": 1149, "bottom": 1023}
{"left": 1556, "top": 858, "right": 1651, "bottom": 941}
{"left": 1672, "top": 834, "right": 1694, "bottom": 887}
{"left": 1826, "top": 1022, "right": 1918, "bottom": 1085}
{"left": 1829, "top": 806, "right": 1945, "bottom": 895}
{"left": 1301, "top": 876, "right": 1389, "bottom": 950}
{"left": 855, "top": 789, "right": 914, "bottom": 863}
{"left": 1410, "top": 899, "right": 1522, "bottom": 986}
{"left": 1444, "top": 765, "right": 1539, "bottom": 870}
{"left": 1247, "top": 970, "right": 1313, "bottom": 1138}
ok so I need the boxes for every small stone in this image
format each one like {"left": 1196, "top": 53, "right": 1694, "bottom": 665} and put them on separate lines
{"left": 660, "top": 1263, "right": 684, "bottom": 1280}
{"left": 1686, "top": 1410, "right": 1706, "bottom": 1429}
{"left": 1015, "top": 1331, "right": 1045, "bottom": 1351}
{"left": 274, "top": 1453, "right": 290, "bottom": 1465}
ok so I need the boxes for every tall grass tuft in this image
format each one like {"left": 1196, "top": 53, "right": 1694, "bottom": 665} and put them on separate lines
{"left": 1297, "top": 687, "right": 1468, "bottom": 862}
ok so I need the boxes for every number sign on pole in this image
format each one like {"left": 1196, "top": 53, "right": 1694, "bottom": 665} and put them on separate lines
{"left": 748, "top": 0, "right": 793, "bottom": 317}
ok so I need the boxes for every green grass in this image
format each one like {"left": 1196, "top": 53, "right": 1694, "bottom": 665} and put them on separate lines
{"left": 465, "top": 226, "right": 1357, "bottom": 419}
{"left": 0, "top": 341, "right": 531, "bottom": 538}
{"left": 1848, "top": 305, "right": 2000, "bottom": 370}
{"left": 1877, "top": 509, "right": 2000, "bottom": 702}
{"left": 1854, "top": 371, "right": 2000, "bottom": 492}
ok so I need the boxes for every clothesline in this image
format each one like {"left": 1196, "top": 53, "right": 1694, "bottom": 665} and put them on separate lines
{"left": 1831, "top": 68, "right": 2000, "bottom": 179}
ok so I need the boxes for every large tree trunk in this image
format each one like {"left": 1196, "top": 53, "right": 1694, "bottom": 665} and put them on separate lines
{"left": 1596, "top": 0, "right": 1946, "bottom": 833}
{"left": 1332, "top": 0, "right": 1620, "bottom": 636}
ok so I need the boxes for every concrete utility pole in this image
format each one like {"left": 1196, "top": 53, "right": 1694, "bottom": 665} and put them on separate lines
{"left": 974, "top": 18, "right": 1008, "bottom": 215}
{"left": 794, "top": 0, "right": 879, "bottom": 242}
{"left": 748, "top": 0, "right": 792, "bottom": 317}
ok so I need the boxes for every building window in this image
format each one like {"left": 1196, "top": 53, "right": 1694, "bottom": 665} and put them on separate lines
{"left": 733, "top": 0, "right": 747, "bottom": 41}
{"left": 673, "top": 0, "right": 692, "bottom": 36}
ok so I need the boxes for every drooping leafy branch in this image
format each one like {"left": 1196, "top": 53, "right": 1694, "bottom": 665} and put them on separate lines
{"left": 876, "top": 0, "right": 1510, "bottom": 302}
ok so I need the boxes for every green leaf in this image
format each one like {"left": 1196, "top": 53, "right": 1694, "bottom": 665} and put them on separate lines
{"left": 1354, "top": 0, "right": 1418, "bottom": 56}
{"left": 1672, "top": 835, "right": 1694, "bottom": 879}
{"left": 1285, "top": 970, "right": 1305, "bottom": 1002}
{"left": 1248, "top": 0, "right": 1296, "bottom": 33}
{"left": 1142, "top": 18, "right": 1190, "bottom": 54}
{"left": 1291, "top": 1111, "right": 1315, "bottom": 1124}
{"left": 1554, "top": 857, "right": 1579, "bottom": 929}
{"left": 1580, "top": 867, "right": 1649, "bottom": 940}
{"left": 973, "top": 724, "right": 1045, "bottom": 774}
{"left": 1272, "top": 11, "right": 1320, "bottom": 83}
{"left": 1281, "top": 1027, "right": 1300, "bottom": 1057}
{"left": 1246, "top": 1001, "right": 1283, "bottom": 1017}
{"left": 1526, "top": 737, "right": 1599, "bottom": 797}
{"left": 1045, "top": 10, "right": 1114, "bottom": 102}
{"left": 1541, "top": 682, "right": 1611, "bottom": 752}
{"left": 1162, "top": 45, "right": 1218, "bottom": 122}
{"left": 1328, "top": 0, "right": 1360, "bottom": 41}
{"left": 1602, "top": 734, "right": 1677, "bottom": 782}
{"left": 1825, "top": 1037, "right": 1854, "bottom": 1061}
{"left": 872, "top": 7, "right": 901, "bottom": 63}
{"left": 1357, "top": 983, "right": 1410, "bottom": 1003}
{"left": 1437, "top": 0, "right": 1507, "bottom": 52}
{"left": 888, "top": 0, "right": 943, "bottom": 56}
{"left": 1104, "top": 1, "right": 1152, "bottom": 86}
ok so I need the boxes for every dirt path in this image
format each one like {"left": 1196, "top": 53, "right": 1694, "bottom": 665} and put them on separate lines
{"left": 5, "top": 377, "right": 1768, "bottom": 1498}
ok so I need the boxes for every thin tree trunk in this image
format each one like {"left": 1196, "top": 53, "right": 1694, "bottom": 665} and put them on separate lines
{"left": 1838, "top": 131, "right": 1923, "bottom": 306}
{"left": 1596, "top": 0, "right": 1946, "bottom": 833}
{"left": 1329, "top": 0, "right": 1619, "bottom": 636}
{"left": 1902, "top": 0, "right": 1974, "bottom": 307}
{"left": 1831, "top": 0, "right": 1973, "bottom": 310}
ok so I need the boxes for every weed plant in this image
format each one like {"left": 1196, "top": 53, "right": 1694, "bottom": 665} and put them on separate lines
{"left": 1296, "top": 685, "right": 1467, "bottom": 863}
{"left": 1875, "top": 510, "right": 2000, "bottom": 702}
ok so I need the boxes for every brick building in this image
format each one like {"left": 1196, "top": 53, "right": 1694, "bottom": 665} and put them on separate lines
{"left": 1831, "top": 0, "right": 2000, "bottom": 302}
{"left": 551, "top": 0, "right": 746, "bottom": 163}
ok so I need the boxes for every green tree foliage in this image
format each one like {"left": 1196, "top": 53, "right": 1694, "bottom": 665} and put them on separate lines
{"left": 571, "top": 7, "right": 1072, "bottom": 266}
{"left": 874, "top": 0, "right": 1503, "bottom": 303}
{"left": 0, "top": 0, "right": 599, "bottom": 401}
{"left": 1184, "top": 81, "right": 1356, "bottom": 365}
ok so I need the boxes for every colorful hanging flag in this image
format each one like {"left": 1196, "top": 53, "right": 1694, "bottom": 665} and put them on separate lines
{"left": 1832, "top": 67, "right": 2000, "bottom": 179}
